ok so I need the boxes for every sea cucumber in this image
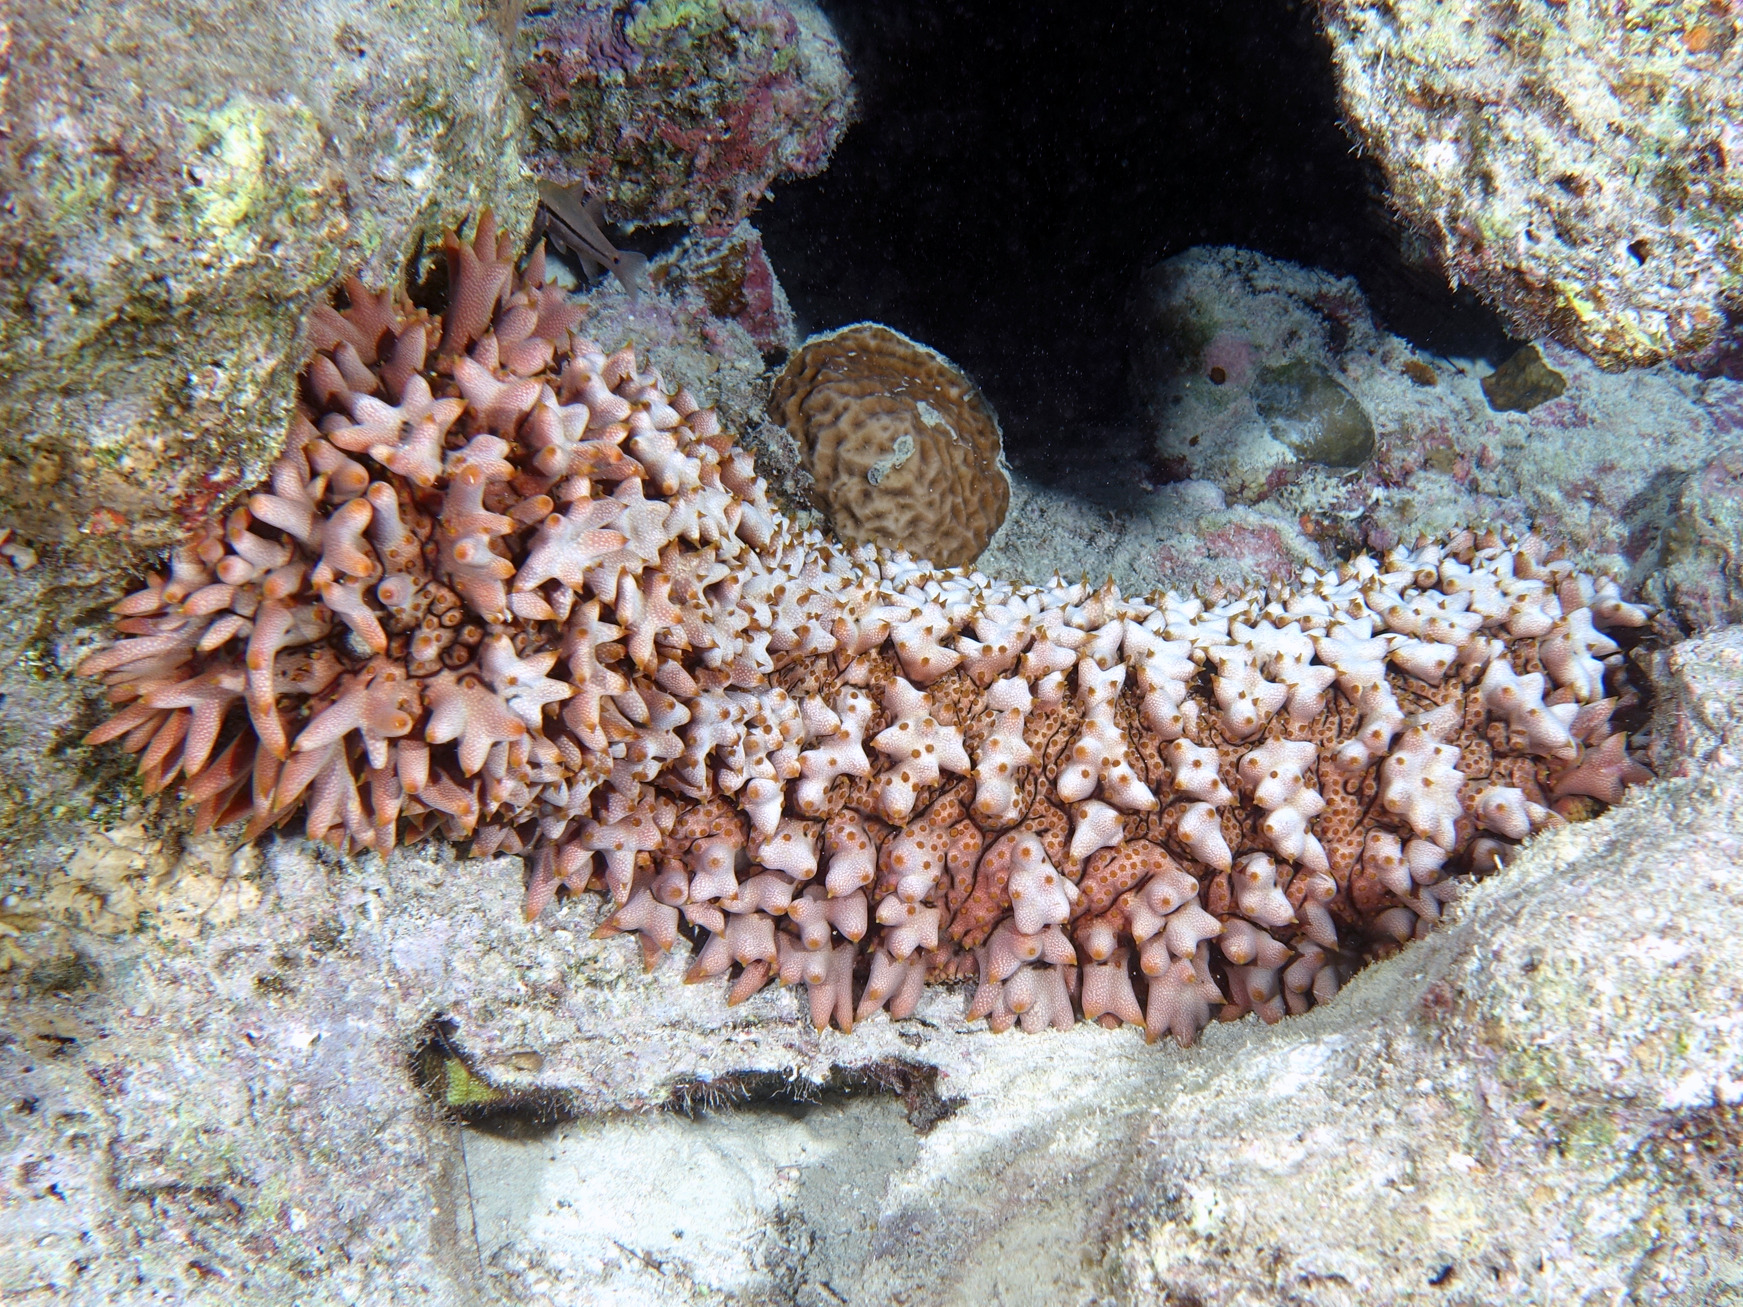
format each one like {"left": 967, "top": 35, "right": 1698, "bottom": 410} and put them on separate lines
{"left": 78, "top": 214, "right": 1654, "bottom": 1045}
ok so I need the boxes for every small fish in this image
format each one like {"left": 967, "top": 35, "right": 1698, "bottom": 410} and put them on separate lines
{"left": 535, "top": 181, "right": 650, "bottom": 302}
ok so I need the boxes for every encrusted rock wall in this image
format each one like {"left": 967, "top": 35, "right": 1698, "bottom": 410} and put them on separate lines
{"left": 514, "top": 0, "right": 855, "bottom": 229}
{"left": 1319, "top": 0, "right": 1743, "bottom": 371}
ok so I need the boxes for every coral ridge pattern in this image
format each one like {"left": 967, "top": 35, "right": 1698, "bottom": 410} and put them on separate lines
{"left": 79, "top": 217, "right": 1653, "bottom": 1045}
{"left": 771, "top": 322, "right": 1010, "bottom": 568}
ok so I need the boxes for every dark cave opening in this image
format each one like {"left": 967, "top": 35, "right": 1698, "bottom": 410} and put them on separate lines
{"left": 756, "top": 0, "right": 1516, "bottom": 500}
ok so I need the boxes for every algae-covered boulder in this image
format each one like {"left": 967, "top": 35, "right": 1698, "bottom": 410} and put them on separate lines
{"left": 515, "top": 0, "right": 855, "bottom": 228}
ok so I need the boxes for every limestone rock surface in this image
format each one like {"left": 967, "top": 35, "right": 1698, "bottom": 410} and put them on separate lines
{"left": 1320, "top": 0, "right": 1743, "bottom": 370}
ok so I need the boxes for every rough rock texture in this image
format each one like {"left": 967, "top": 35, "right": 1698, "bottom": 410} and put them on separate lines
{"left": 1, "top": 833, "right": 484, "bottom": 1302}
{"left": 1143, "top": 251, "right": 1384, "bottom": 499}
{"left": 1320, "top": 0, "right": 1743, "bottom": 370}
{"left": 515, "top": 0, "right": 855, "bottom": 229}
{"left": 655, "top": 219, "right": 799, "bottom": 355}
{"left": 0, "top": 557, "right": 120, "bottom": 865}
{"left": 772, "top": 323, "right": 1010, "bottom": 567}
{"left": 3, "top": 625, "right": 1738, "bottom": 1304}
{"left": 1649, "top": 448, "right": 1743, "bottom": 632}
{"left": 978, "top": 469, "right": 1333, "bottom": 605}
{"left": 1131, "top": 246, "right": 1743, "bottom": 627}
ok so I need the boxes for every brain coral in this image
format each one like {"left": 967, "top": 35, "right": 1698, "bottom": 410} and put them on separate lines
{"left": 79, "top": 217, "right": 1654, "bottom": 1046}
{"left": 770, "top": 323, "right": 1011, "bottom": 569}
{"left": 1321, "top": 0, "right": 1743, "bottom": 369}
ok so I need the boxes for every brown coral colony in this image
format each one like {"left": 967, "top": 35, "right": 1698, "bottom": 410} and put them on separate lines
{"left": 772, "top": 322, "right": 1010, "bottom": 569}
{"left": 80, "top": 215, "right": 1654, "bottom": 1046}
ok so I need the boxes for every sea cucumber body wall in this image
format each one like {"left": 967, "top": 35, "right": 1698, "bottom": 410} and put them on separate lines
{"left": 80, "top": 219, "right": 1653, "bottom": 1044}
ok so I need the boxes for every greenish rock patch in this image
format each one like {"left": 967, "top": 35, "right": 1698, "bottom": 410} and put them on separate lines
{"left": 1250, "top": 360, "right": 1376, "bottom": 467}
{"left": 1482, "top": 344, "right": 1568, "bottom": 412}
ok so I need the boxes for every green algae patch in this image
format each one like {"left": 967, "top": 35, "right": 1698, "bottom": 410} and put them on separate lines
{"left": 443, "top": 1056, "right": 504, "bottom": 1109}
{"left": 627, "top": 0, "right": 729, "bottom": 45}
{"left": 189, "top": 98, "right": 270, "bottom": 236}
{"left": 412, "top": 1017, "right": 580, "bottom": 1133}
{"left": 181, "top": 95, "right": 338, "bottom": 264}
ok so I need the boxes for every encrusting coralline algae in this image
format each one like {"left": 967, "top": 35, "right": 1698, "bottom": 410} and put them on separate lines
{"left": 77, "top": 215, "right": 1655, "bottom": 1046}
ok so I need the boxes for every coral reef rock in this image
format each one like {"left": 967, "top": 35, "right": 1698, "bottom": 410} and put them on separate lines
{"left": 1320, "top": 0, "right": 1743, "bottom": 370}
{"left": 0, "top": 0, "right": 535, "bottom": 582}
{"left": 1133, "top": 245, "right": 1743, "bottom": 633}
{"left": 1141, "top": 247, "right": 1389, "bottom": 502}
{"left": 771, "top": 322, "right": 1011, "bottom": 568}
{"left": 654, "top": 219, "right": 799, "bottom": 355}
{"left": 1649, "top": 452, "right": 1743, "bottom": 631}
{"left": 78, "top": 228, "right": 1655, "bottom": 1050}
{"left": 515, "top": 0, "right": 855, "bottom": 229}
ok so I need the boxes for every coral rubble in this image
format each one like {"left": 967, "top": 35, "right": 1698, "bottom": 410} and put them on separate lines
{"left": 771, "top": 322, "right": 1010, "bottom": 568}
{"left": 79, "top": 219, "right": 1654, "bottom": 1045}
{"left": 1320, "top": 0, "right": 1743, "bottom": 370}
